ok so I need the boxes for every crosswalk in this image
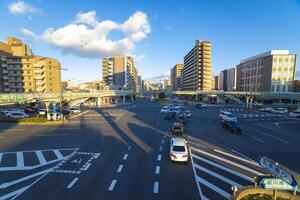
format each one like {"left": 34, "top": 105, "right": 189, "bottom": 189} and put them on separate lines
{"left": 189, "top": 141, "right": 266, "bottom": 200}
{"left": 0, "top": 148, "right": 77, "bottom": 171}
{"left": 220, "top": 108, "right": 297, "bottom": 122}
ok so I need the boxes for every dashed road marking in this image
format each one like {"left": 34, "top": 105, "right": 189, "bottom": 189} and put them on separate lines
{"left": 108, "top": 179, "right": 117, "bottom": 191}
{"left": 128, "top": 146, "right": 132, "bottom": 151}
{"left": 123, "top": 154, "right": 128, "bottom": 160}
{"left": 155, "top": 166, "right": 160, "bottom": 175}
{"left": 159, "top": 146, "right": 163, "bottom": 152}
{"left": 117, "top": 165, "right": 123, "bottom": 173}
{"left": 157, "top": 154, "right": 161, "bottom": 161}
{"left": 153, "top": 181, "right": 159, "bottom": 194}
{"left": 67, "top": 177, "right": 79, "bottom": 189}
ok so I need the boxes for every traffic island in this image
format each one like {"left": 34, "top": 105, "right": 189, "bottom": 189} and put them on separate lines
{"left": 0, "top": 117, "right": 68, "bottom": 125}
{"left": 231, "top": 186, "right": 300, "bottom": 200}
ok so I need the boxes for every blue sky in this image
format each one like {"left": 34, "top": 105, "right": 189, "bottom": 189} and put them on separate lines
{"left": 0, "top": 0, "right": 300, "bottom": 82}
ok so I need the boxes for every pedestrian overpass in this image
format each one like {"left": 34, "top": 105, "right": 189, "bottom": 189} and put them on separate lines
{"left": 0, "top": 90, "right": 134, "bottom": 106}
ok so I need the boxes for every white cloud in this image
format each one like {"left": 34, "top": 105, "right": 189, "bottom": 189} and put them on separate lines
{"left": 8, "top": 1, "right": 42, "bottom": 15}
{"left": 134, "top": 54, "right": 146, "bottom": 62}
{"left": 75, "top": 11, "right": 98, "bottom": 26}
{"left": 21, "top": 11, "right": 150, "bottom": 58}
{"left": 20, "top": 28, "right": 38, "bottom": 39}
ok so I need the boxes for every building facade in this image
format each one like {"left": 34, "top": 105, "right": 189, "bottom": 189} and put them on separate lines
{"left": 213, "top": 75, "right": 219, "bottom": 90}
{"left": 102, "top": 55, "right": 138, "bottom": 92}
{"left": 294, "top": 80, "right": 300, "bottom": 92}
{"left": 181, "top": 40, "right": 212, "bottom": 91}
{"left": 219, "top": 68, "right": 236, "bottom": 91}
{"left": 236, "top": 50, "right": 296, "bottom": 92}
{"left": 0, "top": 37, "right": 61, "bottom": 93}
{"left": 170, "top": 64, "right": 184, "bottom": 91}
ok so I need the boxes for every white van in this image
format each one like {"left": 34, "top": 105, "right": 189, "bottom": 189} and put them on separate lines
{"left": 219, "top": 111, "right": 237, "bottom": 122}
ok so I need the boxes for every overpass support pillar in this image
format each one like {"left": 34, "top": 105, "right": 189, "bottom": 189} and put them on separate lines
{"left": 195, "top": 94, "right": 199, "bottom": 102}
{"left": 249, "top": 96, "right": 254, "bottom": 109}
{"left": 131, "top": 94, "right": 134, "bottom": 102}
{"left": 123, "top": 96, "right": 126, "bottom": 104}
{"left": 97, "top": 97, "right": 102, "bottom": 107}
{"left": 246, "top": 96, "right": 250, "bottom": 109}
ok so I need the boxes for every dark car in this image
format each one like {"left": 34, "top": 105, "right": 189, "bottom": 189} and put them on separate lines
{"left": 196, "top": 103, "right": 205, "bottom": 109}
{"left": 177, "top": 114, "right": 187, "bottom": 124}
{"left": 164, "top": 112, "right": 175, "bottom": 120}
{"left": 221, "top": 120, "right": 242, "bottom": 133}
{"left": 170, "top": 122, "right": 184, "bottom": 136}
{"left": 24, "top": 106, "right": 37, "bottom": 114}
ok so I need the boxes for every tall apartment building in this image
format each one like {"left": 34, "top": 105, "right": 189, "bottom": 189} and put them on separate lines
{"left": 170, "top": 64, "right": 184, "bottom": 91}
{"left": 236, "top": 50, "right": 297, "bottom": 92}
{"left": 213, "top": 75, "right": 219, "bottom": 90}
{"left": 219, "top": 68, "right": 236, "bottom": 91}
{"left": 102, "top": 55, "right": 138, "bottom": 92}
{"left": 182, "top": 40, "right": 212, "bottom": 91}
{"left": 0, "top": 37, "right": 61, "bottom": 93}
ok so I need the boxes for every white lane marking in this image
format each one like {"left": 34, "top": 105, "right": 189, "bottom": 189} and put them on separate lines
{"left": 256, "top": 130, "right": 289, "bottom": 144}
{"left": 191, "top": 147, "right": 263, "bottom": 175}
{"left": 230, "top": 149, "right": 258, "bottom": 164}
{"left": 159, "top": 146, "right": 163, "bottom": 152}
{"left": 123, "top": 154, "right": 128, "bottom": 160}
{"left": 189, "top": 147, "right": 205, "bottom": 200}
{"left": 0, "top": 153, "right": 3, "bottom": 164}
{"left": 1, "top": 185, "right": 30, "bottom": 200}
{"left": 128, "top": 146, "right": 132, "bottom": 151}
{"left": 69, "top": 110, "right": 90, "bottom": 119}
{"left": 53, "top": 150, "right": 63, "bottom": 159}
{"left": 193, "top": 163, "right": 243, "bottom": 188}
{"left": 213, "top": 149, "right": 260, "bottom": 167}
{"left": 67, "top": 177, "right": 79, "bottom": 189}
{"left": 196, "top": 176, "right": 231, "bottom": 199}
{"left": 153, "top": 181, "right": 159, "bottom": 194}
{"left": 35, "top": 133, "right": 69, "bottom": 137}
{"left": 157, "top": 154, "right": 161, "bottom": 161}
{"left": 155, "top": 166, "right": 160, "bottom": 175}
{"left": 81, "top": 163, "right": 91, "bottom": 171}
{"left": 117, "top": 165, "right": 123, "bottom": 173}
{"left": 161, "top": 140, "right": 165, "bottom": 144}
{"left": 0, "top": 129, "right": 26, "bottom": 132}
{"left": 192, "top": 154, "right": 254, "bottom": 182}
{"left": 244, "top": 133, "right": 265, "bottom": 143}
{"left": 9, "top": 149, "right": 78, "bottom": 200}
{"left": 35, "top": 151, "right": 46, "bottom": 164}
{"left": 189, "top": 140, "right": 210, "bottom": 149}
{"left": 0, "top": 168, "right": 51, "bottom": 189}
{"left": 16, "top": 152, "right": 24, "bottom": 168}
{"left": 108, "top": 179, "right": 117, "bottom": 191}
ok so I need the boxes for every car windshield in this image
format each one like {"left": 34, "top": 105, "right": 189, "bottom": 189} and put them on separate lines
{"left": 172, "top": 145, "right": 186, "bottom": 152}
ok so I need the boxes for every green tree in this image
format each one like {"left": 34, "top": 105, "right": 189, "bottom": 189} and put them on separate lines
{"left": 158, "top": 92, "right": 166, "bottom": 100}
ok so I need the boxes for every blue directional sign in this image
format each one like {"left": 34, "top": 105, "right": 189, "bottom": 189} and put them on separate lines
{"left": 259, "top": 156, "right": 298, "bottom": 188}
{"left": 260, "top": 178, "right": 296, "bottom": 190}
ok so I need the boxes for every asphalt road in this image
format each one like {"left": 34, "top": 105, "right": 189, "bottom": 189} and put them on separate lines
{"left": 0, "top": 98, "right": 299, "bottom": 200}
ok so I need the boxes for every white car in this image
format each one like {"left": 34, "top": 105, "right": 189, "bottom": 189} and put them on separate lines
{"left": 70, "top": 107, "right": 81, "bottom": 113}
{"left": 219, "top": 111, "right": 237, "bottom": 122}
{"left": 6, "top": 112, "right": 28, "bottom": 119}
{"left": 184, "top": 110, "right": 192, "bottom": 118}
{"left": 160, "top": 106, "right": 170, "bottom": 113}
{"left": 259, "top": 107, "right": 273, "bottom": 112}
{"left": 38, "top": 109, "right": 47, "bottom": 115}
{"left": 289, "top": 110, "right": 300, "bottom": 118}
{"left": 170, "top": 107, "right": 180, "bottom": 115}
{"left": 170, "top": 138, "right": 188, "bottom": 162}
{"left": 271, "top": 108, "right": 288, "bottom": 114}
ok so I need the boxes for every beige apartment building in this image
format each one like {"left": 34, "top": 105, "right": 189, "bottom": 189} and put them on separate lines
{"left": 236, "top": 50, "right": 296, "bottom": 92}
{"left": 102, "top": 55, "right": 138, "bottom": 93}
{"left": 170, "top": 64, "right": 184, "bottom": 91}
{"left": 181, "top": 40, "right": 212, "bottom": 91}
{"left": 0, "top": 37, "right": 61, "bottom": 93}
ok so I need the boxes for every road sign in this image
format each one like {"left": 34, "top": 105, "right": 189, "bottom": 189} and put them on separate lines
{"left": 259, "top": 156, "right": 298, "bottom": 188}
{"left": 260, "top": 178, "right": 296, "bottom": 190}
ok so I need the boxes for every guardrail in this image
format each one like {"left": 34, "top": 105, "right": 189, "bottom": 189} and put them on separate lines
{"left": 0, "top": 90, "right": 134, "bottom": 105}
